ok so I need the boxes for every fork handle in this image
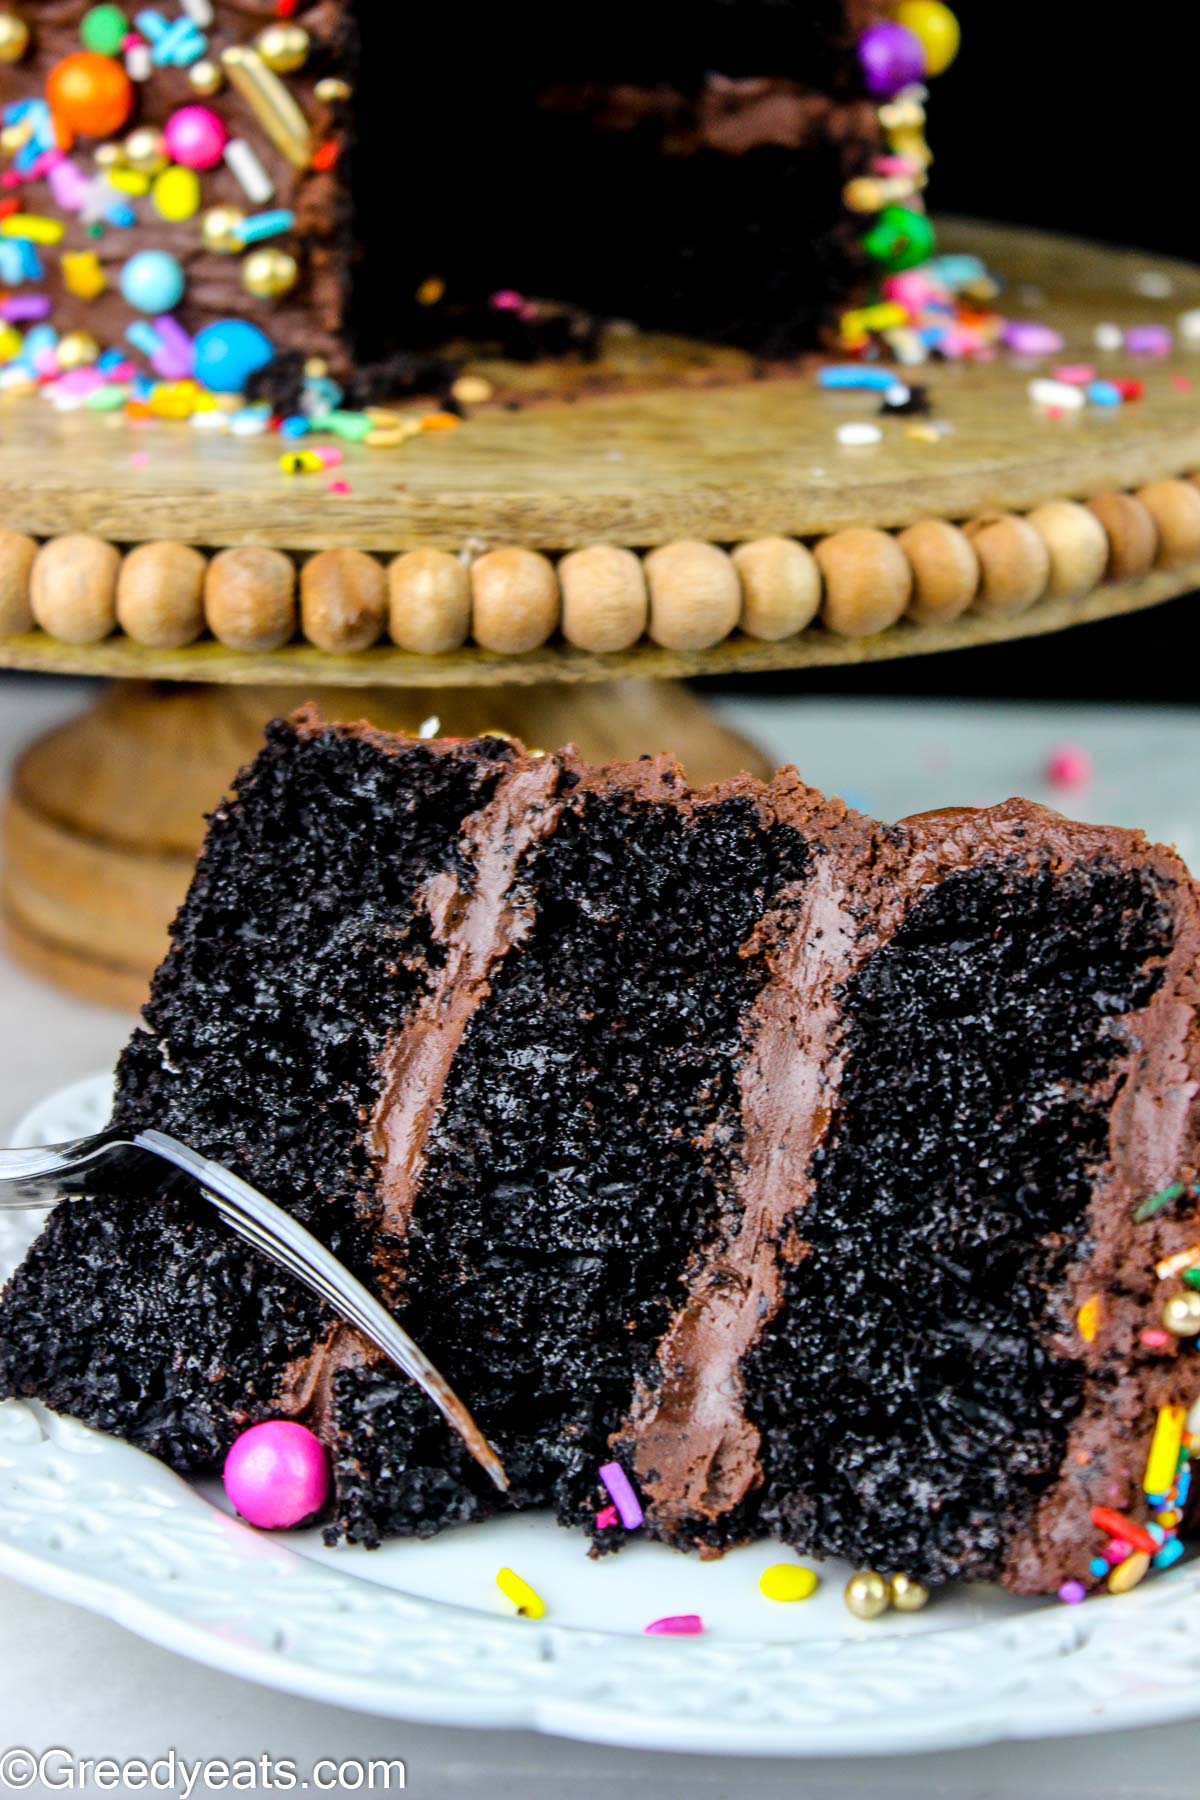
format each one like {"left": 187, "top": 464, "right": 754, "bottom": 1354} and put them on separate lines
{"left": 0, "top": 1133, "right": 133, "bottom": 1207}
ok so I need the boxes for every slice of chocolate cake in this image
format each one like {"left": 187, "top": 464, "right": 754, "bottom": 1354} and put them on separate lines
{"left": 2, "top": 711, "right": 1198, "bottom": 1600}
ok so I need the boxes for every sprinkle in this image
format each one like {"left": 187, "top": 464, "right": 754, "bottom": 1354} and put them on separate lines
{"left": 1090, "top": 1507, "right": 1159, "bottom": 1556}
{"left": 1104, "top": 1537, "right": 1133, "bottom": 1565}
{"left": 224, "top": 137, "right": 275, "bottom": 205}
{"left": 1156, "top": 1246, "right": 1200, "bottom": 1280}
{"left": 327, "top": 479, "right": 350, "bottom": 495}
{"left": 837, "top": 421, "right": 882, "bottom": 447}
{"left": 759, "top": 1564, "right": 819, "bottom": 1603}
{"left": 818, "top": 365, "right": 900, "bottom": 392}
{"left": 1185, "top": 1271, "right": 1200, "bottom": 1292}
{"left": 1086, "top": 381, "right": 1123, "bottom": 408}
{"left": 594, "top": 1505, "right": 619, "bottom": 1530}
{"left": 1153, "top": 1536, "right": 1185, "bottom": 1571}
{"left": 1004, "top": 320, "right": 1065, "bottom": 356}
{"left": 495, "top": 1567, "right": 545, "bottom": 1620}
{"left": 1134, "top": 1182, "right": 1188, "bottom": 1223}
{"left": 1178, "top": 308, "right": 1200, "bottom": 344}
{"left": 644, "top": 1614, "right": 703, "bottom": 1636}
{"left": 598, "top": 1461, "right": 644, "bottom": 1531}
{"left": 1051, "top": 364, "right": 1095, "bottom": 385}
{"left": 0, "top": 214, "right": 64, "bottom": 244}
{"left": 1028, "top": 378, "right": 1085, "bottom": 412}
{"left": 1088, "top": 1557, "right": 1109, "bottom": 1578}
{"left": 1075, "top": 1294, "right": 1102, "bottom": 1341}
{"left": 1140, "top": 1328, "right": 1171, "bottom": 1348}
{"left": 1125, "top": 325, "right": 1172, "bottom": 356}
{"left": 1107, "top": 1550, "right": 1151, "bottom": 1595}
{"left": 1045, "top": 745, "right": 1093, "bottom": 789}
{"left": 420, "top": 411, "right": 461, "bottom": 433}
{"left": 221, "top": 44, "right": 313, "bottom": 171}
{"left": 1057, "top": 1580, "right": 1086, "bottom": 1604}
{"left": 239, "top": 207, "right": 296, "bottom": 245}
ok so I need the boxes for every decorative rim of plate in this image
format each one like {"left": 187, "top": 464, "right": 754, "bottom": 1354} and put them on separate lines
{"left": 3, "top": 1074, "right": 1200, "bottom": 1758}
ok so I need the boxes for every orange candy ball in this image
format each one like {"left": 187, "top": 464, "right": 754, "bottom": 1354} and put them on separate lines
{"left": 47, "top": 52, "right": 133, "bottom": 139}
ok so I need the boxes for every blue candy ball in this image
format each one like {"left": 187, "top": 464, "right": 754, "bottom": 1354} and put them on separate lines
{"left": 120, "top": 250, "right": 185, "bottom": 315}
{"left": 193, "top": 320, "right": 276, "bottom": 394}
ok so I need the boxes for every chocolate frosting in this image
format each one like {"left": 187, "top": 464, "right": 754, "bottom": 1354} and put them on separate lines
{"left": 539, "top": 75, "right": 881, "bottom": 161}
{"left": 368, "top": 756, "right": 564, "bottom": 1294}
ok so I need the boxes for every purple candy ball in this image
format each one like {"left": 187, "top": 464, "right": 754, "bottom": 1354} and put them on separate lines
{"left": 223, "top": 1420, "right": 330, "bottom": 1529}
{"left": 858, "top": 22, "right": 927, "bottom": 99}
{"left": 1057, "top": 1579, "right": 1087, "bottom": 1605}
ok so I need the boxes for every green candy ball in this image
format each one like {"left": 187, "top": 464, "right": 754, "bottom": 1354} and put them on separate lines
{"left": 80, "top": 5, "right": 129, "bottom": 56}
{"left": 862, "top": 205, "right": 937, "bottom": 273}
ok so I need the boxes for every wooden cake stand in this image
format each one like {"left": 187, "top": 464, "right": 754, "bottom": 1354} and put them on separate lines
{"left": 3, "top": 219, "right": 1200, "bottom": 1009}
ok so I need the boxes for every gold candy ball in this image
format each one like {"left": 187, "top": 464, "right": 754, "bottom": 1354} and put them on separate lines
{"left": 93, "top": 142, "right": 122, "bottom": 169}
{"left": 255, "top": 23, "right": 309, "bottom": 73}
{"left": 314, "top": 76, "right": 352, "bottom": 105}
{"left": 242, "top": 247, "right": 299, "bottom": 301}
{"left": 188, "top": 58, "right": 223, "bottom": 96}
{"left": 888, "top": 1572, "right": 930, "bottom": 1613}
{"left": 201, "top": 206, "right": 246, "bottom": 255}
{"left": 0, "top": 14, "right": 30, "bottom": 63}
{"left": 56, "top": 331, "right": 100, "bottom": 370}
{"left": 844, "top": 1570, "right": 890, "bottom": 1621}
{"left": 123, "top": 127, "right": 167, "bottom": 176}
{"left": 1163, "top": 1292, "right": 1200, "bottom": 1337}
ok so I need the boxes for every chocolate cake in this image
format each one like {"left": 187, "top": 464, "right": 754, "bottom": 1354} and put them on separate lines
{"left": 0, "top": 3, "right": 946, "bottom": 396}
{"left": 2, "top": 708, "right": 1199, "bottom": 1599}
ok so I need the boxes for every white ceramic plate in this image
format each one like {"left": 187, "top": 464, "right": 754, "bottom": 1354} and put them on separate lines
{"left": 3, "top": 1074, "right": 1200, "bottom": 1757}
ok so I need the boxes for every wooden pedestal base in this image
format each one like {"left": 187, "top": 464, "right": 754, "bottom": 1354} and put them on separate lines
{"left": 1, "top": 679, "right": 770, "bottom": 1012}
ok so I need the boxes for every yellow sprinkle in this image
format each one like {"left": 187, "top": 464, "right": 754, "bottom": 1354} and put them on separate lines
{"left": 1076, "top": 1295, "right": 1102, "bottom": 1343}
{"left": 1106, "top": 1550, "right": 1150, "bottom": 1595}
{"left": 496, "top": 1566, "right": 545, "bottom": 1619}
{"left": 279, "top": 450, "right": 323, "bottom": 474}
{"left": 416, "top": 275, "right": 446, "bottom": 306}
{"left": 1156, "top": 1244, "right": 1200, "bottom": 1280}
{"left": 1144, "top": 1403, "right": 1187, "bottom": 1496}
{"left": 1157, "top": 1508, "right": 1181, "bottom": 1528}
{"left": 0, "top": 324, "right": 22, "bottom": 362}
{"left": 153, "top": 165, "right": 202, "bottom": 223}
{"left": 906, "top": 423, "right": 942, "bottom": 442}
{"left": 365, "top": 427, "right": 408, "bottom": 448}
{"left": 62, "top": 251, "right": 107, "bottom": 300}
{"left": 108, "top": 168, "right": 151, "bottom": 197}
{"left": 759, "top": 1563, "right": 819, "bottom": 1603}
{"left": 0, "top": 213, "right": 65, "bottom": 244}
{"left": 857, "top": 302, "right": 909, "bottom": 332}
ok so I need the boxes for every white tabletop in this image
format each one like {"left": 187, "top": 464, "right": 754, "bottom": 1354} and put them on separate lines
{"left": 2, "top": 674, "right": 1199, "bottom": 1794}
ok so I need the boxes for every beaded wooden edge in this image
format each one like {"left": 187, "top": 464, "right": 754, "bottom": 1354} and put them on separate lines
{"left": 1, "top": 477, "right": 1198, "bottom": 687}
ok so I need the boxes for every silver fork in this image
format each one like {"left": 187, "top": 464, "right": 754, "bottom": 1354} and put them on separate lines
{"left": 0, "top": 1128, "right": 508, "bottom": 1493}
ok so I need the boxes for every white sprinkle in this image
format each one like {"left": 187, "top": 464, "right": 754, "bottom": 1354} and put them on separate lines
{"left": 1178, "top": 308, "right": 1200, "bottom": 344}
{"left": 884, "top": 328, "right": 928, "bottom": 365}
{"left": 125, "top": 42, "right": 152, "bottom": 81}
{"left": 229, "top": 408, "right": 271, "bottom": 436}
{"left": 191, "top": 408, "right": 229, "bottom": 432}
{"left": 417, "top": 716, "right": 441, "bottom": 740}
{"left": 883, "top": 382, "right": 911, "bottom": 407}
{"left": 1028, "top": 378, "right": 1085, "bottom": 411}
{"left": 1134, "top": 270, "right": 1173, "bottom": 298}
{"left": 837, "top": 422, "right": 882, "bottom": 447}
{"left": 224, "top": 138, "right": 275, "bottom": 205}
{"left": 180, "top": 0, "right": 214, "bottom": 22}
{"left": 1093, "top": 322, "right": 1124, "bottom": 352}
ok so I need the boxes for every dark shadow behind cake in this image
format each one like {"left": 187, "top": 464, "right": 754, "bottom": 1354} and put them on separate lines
{"left": 2, "top": 708, "right": 1198, "bottom": 1599}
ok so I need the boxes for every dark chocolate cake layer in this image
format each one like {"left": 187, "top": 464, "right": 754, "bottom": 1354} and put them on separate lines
{"left": 1, "top": 715, "right": 1198, "bottom": 1596}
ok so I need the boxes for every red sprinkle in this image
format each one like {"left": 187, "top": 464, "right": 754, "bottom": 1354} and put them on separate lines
{"left": 1140, "top": 1327, "right": 1170, "bottom": 1348}
{"left": 1113, "top": 379, "right": 1145, "bottom": 401}
{"left": 1090, "top": 1506, "right": 1158, "bottom": 1555}
{"left": 311, "top": 140, "right": 339, "bottom": 172}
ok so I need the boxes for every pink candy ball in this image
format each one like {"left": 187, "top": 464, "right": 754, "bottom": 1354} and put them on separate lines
{"left": 223, "top": 1420, "right": 329, "bottom": 1529}
{"left": 1045, "top": 744, "right": 1094, "bottom": 790}
{"left": 164, "top": 105, "right": 227, "bottom": 171}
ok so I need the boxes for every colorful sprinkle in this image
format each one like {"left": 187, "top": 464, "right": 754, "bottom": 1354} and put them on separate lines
{"left": 1153, "top": 1536, "right": 1186, "bottom": 1571}
{"left": 644, "top": 1614, "right": 704, "bottom": 1637}
{"left": 1090, "top": 1507, "right": 1159, "bottom": 1556}
{"left": 594, "top": 1504, "right": 619, "bottom": 1531}
{"left": 495, "top": 1567, "right": 545, "bottom": 1620}
{"left": 1057, "top": 1580, "right": 1086, "bottom": 1604}
{"left": 1144, "top": 1405, "right": 1187, "bottom": 1496}
{"left": 1134, "top": 1183, "right": 1188, "bottom": 1223}
{"left": 1106, "top": 1550, "right": 1151, "bottom": 1595}
{"left": 1075, "top": 1294, "right": 1102, "bottom": 1341}
{"left": 1156, "top": 1246, "right": 1200, "bottom": 1280}
{"left": 598, "top": 1461, "right": 644, "bottom": 1531}
{"left": 1140, "top": 1328, "right": 1171, "bottom": 1348}
{"left": 759, "top": 1563, "right": 820, "bottom": 1603}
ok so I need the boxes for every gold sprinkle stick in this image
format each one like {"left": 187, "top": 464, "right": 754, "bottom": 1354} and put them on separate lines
{"left": 221, "top": 45, "right": 313, "bottom": 171}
